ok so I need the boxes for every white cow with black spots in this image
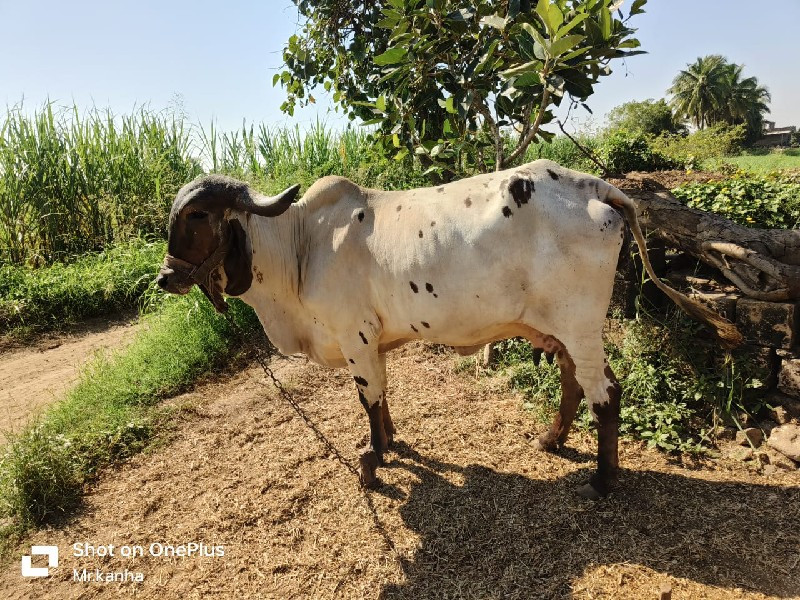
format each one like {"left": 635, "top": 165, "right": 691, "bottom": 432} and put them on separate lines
{"left": 158, "top": 160, "right": 740, "bottom": 499}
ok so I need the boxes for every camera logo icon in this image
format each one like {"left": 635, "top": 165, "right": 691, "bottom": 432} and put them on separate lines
{"left": 21, "top": 545, "right": 58, "bottom": 577}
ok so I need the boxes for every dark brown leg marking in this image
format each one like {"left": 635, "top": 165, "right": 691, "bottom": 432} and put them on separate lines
{"left": 537, "top": 349, "right": 584, "bottom": 452}
{"left": 381, "top": 397, "right": 396, "bottom": 445}
{"left": 358, "top": 390, "right": 387, "bottom": 488}
{"left": 586, "top": 364, "right": 621, "bottom": 498}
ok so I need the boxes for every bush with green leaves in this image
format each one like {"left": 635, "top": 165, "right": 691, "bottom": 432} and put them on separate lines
{"left": 672, "top": 170, "right": 800, "bottom": 229}
{"left": 652, "top": 124, "right": 746, "bottom": 169}
{"left": 598, "top": 129, "right": 679, "bottom": 174}
{"left": 496, "top": 310, "right": 766, "bottom": 453}
{"left": 606, "top": 98, "right": 685, "bottom": 137}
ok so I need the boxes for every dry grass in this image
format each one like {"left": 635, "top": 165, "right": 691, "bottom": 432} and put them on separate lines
{"left": 2, "top": 343, "right": 798, "bottom": 599}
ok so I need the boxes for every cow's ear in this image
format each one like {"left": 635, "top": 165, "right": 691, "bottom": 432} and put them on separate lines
{"left": 223, "top": 219, "right": 253, "bottom": 296}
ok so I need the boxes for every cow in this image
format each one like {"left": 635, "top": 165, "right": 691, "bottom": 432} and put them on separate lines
{"left": 157, "top": 160, "right": 741, "bottom": 499}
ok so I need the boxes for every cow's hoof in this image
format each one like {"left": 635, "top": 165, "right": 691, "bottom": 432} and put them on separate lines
{"left": 359, "top": 448, "right": 380, "bottom": 489}
{"left": 577, "top": 482, "right": 604, "bottom": 501}
{"left": 535, "top": 434, "right": 559, "bottom": 453}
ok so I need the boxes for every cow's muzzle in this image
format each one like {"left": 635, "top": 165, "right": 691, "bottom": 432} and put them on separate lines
{"left": 157, "top": 240, "right": 231, "bottom": 312}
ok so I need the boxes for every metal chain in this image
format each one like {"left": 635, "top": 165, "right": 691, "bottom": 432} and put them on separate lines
{"left": 222, "top": 311, "right": 361, "bottom": 480}
{"left": 221, "top": 309, "right": 402, "bottom": 563}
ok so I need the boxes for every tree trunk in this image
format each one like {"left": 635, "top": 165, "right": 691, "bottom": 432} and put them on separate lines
{"left": 612, "top": 173, "right": 800, "bottom": 301}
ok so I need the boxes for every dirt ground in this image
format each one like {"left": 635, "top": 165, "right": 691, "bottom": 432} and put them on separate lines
{"left": 1, "top": 342, "right": 798, "bottom": 599}
{"left": 0, "top": 314, "right": 138, "bottom": 434}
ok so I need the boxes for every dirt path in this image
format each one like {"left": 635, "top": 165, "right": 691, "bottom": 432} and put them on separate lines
{"left": 2, "top": 343, "right": 799, "bottom": 599}
{"left": 0, "top": 315, "right": 138, "bottom": 434}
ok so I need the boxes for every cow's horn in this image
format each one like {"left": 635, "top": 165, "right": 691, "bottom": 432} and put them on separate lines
{"left": 236, "top": 184, "right": 301, "bottom": 217}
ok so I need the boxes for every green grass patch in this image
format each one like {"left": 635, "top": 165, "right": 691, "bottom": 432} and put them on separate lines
{"left": 706, "top": 149, "right": 800, "bottom": 174}
{"left": 0, "top": 238, "right": 164, "bottom": 339}
{"left": 0, "top": 289, "right": 259, "bottom": 549}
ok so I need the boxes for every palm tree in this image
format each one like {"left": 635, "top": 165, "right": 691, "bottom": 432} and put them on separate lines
{"left": 718, "top": 63, "right": 771, "bottom": 140}
{"left": 668, "top": 55, "right": 730, "bottom": 129}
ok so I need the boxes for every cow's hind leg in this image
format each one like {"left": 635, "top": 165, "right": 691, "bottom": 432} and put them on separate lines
{"left": 569, "top": 341, "right": 621, "bottom": 499}
{"left": 536, "top": 348, "right": 584, "bottom": 452}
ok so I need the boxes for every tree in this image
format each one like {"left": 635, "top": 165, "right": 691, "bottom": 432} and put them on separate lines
{"left": 667, "top": 55, "right": 729, "bottom": 130}
{"left": 279, "top": 0, "right": 648, "bottom": 177}
{"left": 606, "top": 98, "right": 684, "bottom": 136}
{"left": 668, "top": 56, "right": 770, "bottom": 140}
{"left": 717, "top": 63, "right": 771, "bottom": 142}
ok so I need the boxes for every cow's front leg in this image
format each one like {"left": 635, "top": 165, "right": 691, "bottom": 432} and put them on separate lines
{"left": 344, "top": 346, "right": 389, "bottom": 488}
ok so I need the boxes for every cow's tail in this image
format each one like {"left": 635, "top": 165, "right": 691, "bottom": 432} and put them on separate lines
{"left": 604, "top": 185, "right": 743, "bottom": 349}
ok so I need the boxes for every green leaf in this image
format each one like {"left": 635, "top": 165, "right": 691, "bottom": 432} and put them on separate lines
{"left": 387, "top": 0, "right": 405, "bottom": 8}
{"left": 514, "top": 72, "right": 541, "bottom": 87}
{"left": 556, "top": 13, "right": 588, "bottom": 39}
{"left": 272, "top": 73, "right": 281, "bottom": 86}
{"left": 376, "top": 95, "right": 387, "bottom": 112}
{"left": 599, "top": 8, "right": 611, "bottom": 40}
{"left": 548, "top": 4, "right": 564, "bottom": 32}
{"left": 374, "top": 46, "right": 408, "bottom": 66}
{"left": 560, "top": 46, "right": 590, "bottom": 62}
{"left": 445, "top": 96, "right": 456, "bottom": 114}
{"left": 549, "top": 34, "right": 584, "bottom": 58}
{"left": 630, "top": 0, "right": 647, "bottom": 15}
{"left": 501, "top": 60, "right": 542, "bottom": 78}
{"left": 480, "top": 15, "right": 507, "bottom": 30}
{"left": 536, "top": 0, "right": 554, "bottom": 33}
{"left": 521, "top": 23, "right": 548, "bottom": 52}
{"left": 394, "top": 147, "right": 409, "bottom": 161}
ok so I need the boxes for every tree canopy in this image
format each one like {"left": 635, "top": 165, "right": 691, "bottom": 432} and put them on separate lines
{"left": 279, "top": 0, "right": 647, "bottom": 175}
{"left": 668, "top": 55, "right": 770, "bottom": 140}
{"left": 606, "top": 98, "right": 684, "bottom": 136}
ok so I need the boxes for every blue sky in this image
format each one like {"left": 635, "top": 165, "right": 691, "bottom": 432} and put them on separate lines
{"left": 1, "top": 0, "right": 798, "bottom": 134}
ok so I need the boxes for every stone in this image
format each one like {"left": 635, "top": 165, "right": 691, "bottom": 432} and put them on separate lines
{"left": 767, "top": 424, "right": 800, "bottom": 463}
{"left": 735, "top": 298, "right": 799, "bottom": 349}
{"left": 756, "top": 451, "right": 770, "bottom": 465}
{"left": 770, "top": 405, "right": 791, "bottom": 425}
{"left": 736, "top": 427, "right": 763, "bottom": 447}
{"left": 716, "top": 426, "right": 737, "bottom": 441}
{"left": 778, "top": 360, "right": 800, "bottom": 398}
{"left": 765, "top": 391, "right": 800, "bottom": 420}
{"left": 732, "top": 447, "right": 754, "bottom": 461}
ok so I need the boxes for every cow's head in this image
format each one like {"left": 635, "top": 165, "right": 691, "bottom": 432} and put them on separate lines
{"left": 157, "top": 175, "right": 300, "bottom": 312}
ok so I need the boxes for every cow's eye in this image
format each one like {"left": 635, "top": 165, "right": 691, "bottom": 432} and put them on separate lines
{"left": 188, "top": 211, "right": 208, "bottom": 221}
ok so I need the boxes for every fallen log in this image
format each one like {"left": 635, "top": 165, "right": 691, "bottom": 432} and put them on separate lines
{"left": 612, "top": 173, "right": 800, "bottom": 301}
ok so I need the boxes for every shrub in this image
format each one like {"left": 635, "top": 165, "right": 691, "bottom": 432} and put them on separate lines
{"left": 672, "top": 171, "right": 800, "bottom": 229}
{"left": 653, "top": 124, "right": 746, "bottom": 169}
{"left": 606, "top": 98, "right": 685, "bottom": 137}
{"left": 524, "top": 135, "right": 603, "bottom": 174}
{"left": 496, "top": 311, "right": 766, "bottom": 453}
{"left": 598, "top": 130, "right": 680, "bottom": 174}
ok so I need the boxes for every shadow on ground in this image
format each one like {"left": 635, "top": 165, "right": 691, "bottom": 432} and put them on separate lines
{"left": 381, "top": 442, "right": 800, "bottom": 599}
